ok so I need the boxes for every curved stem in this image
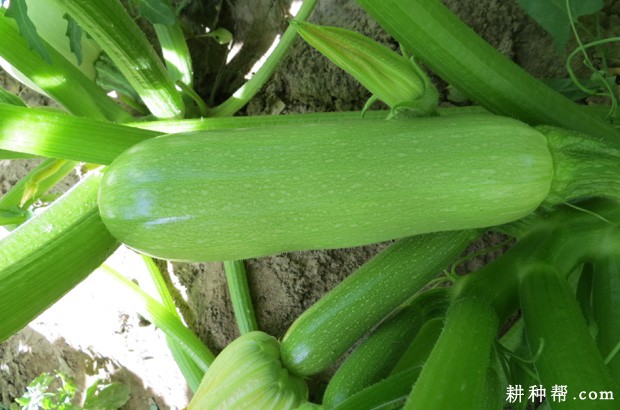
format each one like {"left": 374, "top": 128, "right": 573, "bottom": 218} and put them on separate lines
{"left": 141, "top": 255, "right": 205, "bottom": 392}
{"left": 565, "top": 37, "right": 620, "bottom": 119}
{"left": 102, "top": 264, "right": 215, "bottom": 371}
{"left": 207, "top": 0, "right": 318, "bottom": 117}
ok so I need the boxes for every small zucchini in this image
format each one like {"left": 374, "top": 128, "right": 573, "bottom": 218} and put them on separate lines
{"left": 322, "top": 288, "right": 449, "bottom": 408}
{"left": 592, "top": 255, "right": 620, "bottom": 383}
{"left": 280, "top": 230, "right": 473, "bottom": 377}
{"left": 99, "top": 115, "right": 553, "bottom": 261}
{"left": 404, "top": 297, "right": 498, "bottom": 409}
{"left": 520, "top": 265, "right": 618, "bottom": 409}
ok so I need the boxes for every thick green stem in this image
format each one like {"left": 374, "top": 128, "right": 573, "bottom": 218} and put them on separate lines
{"left": 0, "top": 150, "right": 34, "bottom": 159}
{"left": 52, "top": 0, "right": 184, "bottom": 119}
{"left": 541, "top": 126, "right": 620, "bottom": 205}
{"left": 354, "top": 0, "right": 620, "bottom": 147}
{"left": 141, "top": 256, "right": 205, "bottom": 392}
{"left": 207, "top": 0, "right": 317, "bottom": 117}
{"left": 404, "top": 297, "right": 498, "bottom": 409}
{"left": 0, "top": 104, "right": 156, "bottom": 164}
{"left": 0, "top": 172, "right": 119, "bottom": 342}
{"left": 0, "top": 11, "right": 130, "bottom": 122}
{"left": 154, "top": 21, "right": 193, "bottom": 87}
{"left": 224, "top": 260, "right": 258, "bottom": 335}
{"left": 102, "top": 264, "right": 215, "bottom": 371}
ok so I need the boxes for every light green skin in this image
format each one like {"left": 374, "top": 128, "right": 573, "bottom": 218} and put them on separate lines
{"left": 98, "top": 115, "right": 553, "bottom": 262}
{"left": 188, "top": 331, "right": 308, "bottom": 409}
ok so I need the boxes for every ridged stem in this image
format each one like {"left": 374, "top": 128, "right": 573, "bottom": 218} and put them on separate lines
{"left": 52, "top": 0, "right": 184, "bottom": 119}
{"left": 0, "top": 104, "right": 156, "bottom": 164}
{"left": 0, "top": 11, "right": 130, "bottom": 122}
{"left": 224, "top": 260, "right": 258, "bottom": 335}
{"left": 102, "top": 264, "right": 215, "bottom": 371}
{"left": 141, "top": 255, "right": 205, "bottom": 392}
{"left": 0, "top": 172, "right": 118, "bottom": 342}
{"left": 154, "top": 21, "right": 193, "bottom": 86}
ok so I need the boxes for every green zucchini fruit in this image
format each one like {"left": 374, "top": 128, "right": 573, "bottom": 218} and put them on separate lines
{"left": 98, "top": 115, "right": 553, "bottom": 262}
{"left": 404, "top": 297, "right": 498, "bottom": 409}
{"left": 280, "top": 230, "right": 473, "bottom": 377}
{"left": 520, "top": 265, "right": 618, "bottom": 409}
{"left": 592, "top": 255, "right": 620, "bottom": 383}
{"left": 322, "top": 288, "right": 449, "bottom": 408}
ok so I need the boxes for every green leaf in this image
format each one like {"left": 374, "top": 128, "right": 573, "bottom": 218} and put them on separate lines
{"left": 205, "top": 27, "right": 233, "bottom": 45}
{"left": 0, "top": 87, "right": 26, "bottom": 107}
{"left": 15, "top": 372, "right": 56, "bottom": 408}
{"left": 136, "top": 0, "right": 176, "bottom": 26}
{"left": 63, "top": 14, "right": 83, "bottom": 65}
{"left": 5, "top": 0, "right": 52, "bottom": 64}
{"left": 83, "top": 381, "right": 131, "bottom": 410}
{"left": 542, "top": 77, "right": 599, "bottom": 101}
{"left": 94, "top": 53, "right": 144, "bottom": 105}
{"left": 516, "top": 0, "right": 604, "bottom": 50}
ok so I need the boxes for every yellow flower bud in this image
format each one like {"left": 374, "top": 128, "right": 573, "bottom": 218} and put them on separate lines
{"left": 189, "top": 331, "right": 309, "bottom": 410}
{"left": 291, "top": 20, "right": 438, "bottom": 116}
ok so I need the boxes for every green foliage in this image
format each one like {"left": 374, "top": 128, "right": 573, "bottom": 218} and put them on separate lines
{"left": 4, "top": 0, "right": 51, "bottom": 63}
{"left": 63, "top": 14, "right": 83, "bottom": 65}
{"left": 0, "top": 87, "right": 26, "bottom": 107}
{"left": 11, "top": 371, "right": 129, "bottom": 410}
{"left": 82, "top": 381, "right": 130, "bottom": 410}
{"left": 204, "top": 27, "right": 233, "bottom": 45}
{"left": 543, "top": 77, "right": 602, "bottom": 101}
{"left": 94, "top": 53, "right": 143, "bottom": 106}
{"left": 134, "top": 0, "right": 176, "bottom": 26}
{"left": 516, "top": 0, "right": 603, "bottom": 50}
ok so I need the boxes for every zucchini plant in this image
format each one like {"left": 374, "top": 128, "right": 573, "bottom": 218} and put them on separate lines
{"left": 0, "top": 0, "right": 619, "bottom": 409}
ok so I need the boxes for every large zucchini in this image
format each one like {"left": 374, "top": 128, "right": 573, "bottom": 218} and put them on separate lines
{"left": 98, "top": 115, "right": 553, "bottom": 261}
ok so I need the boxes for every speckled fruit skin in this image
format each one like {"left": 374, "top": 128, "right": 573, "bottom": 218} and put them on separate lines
{"left": 98, "top": 115, "right": 553, "bottom": 262}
